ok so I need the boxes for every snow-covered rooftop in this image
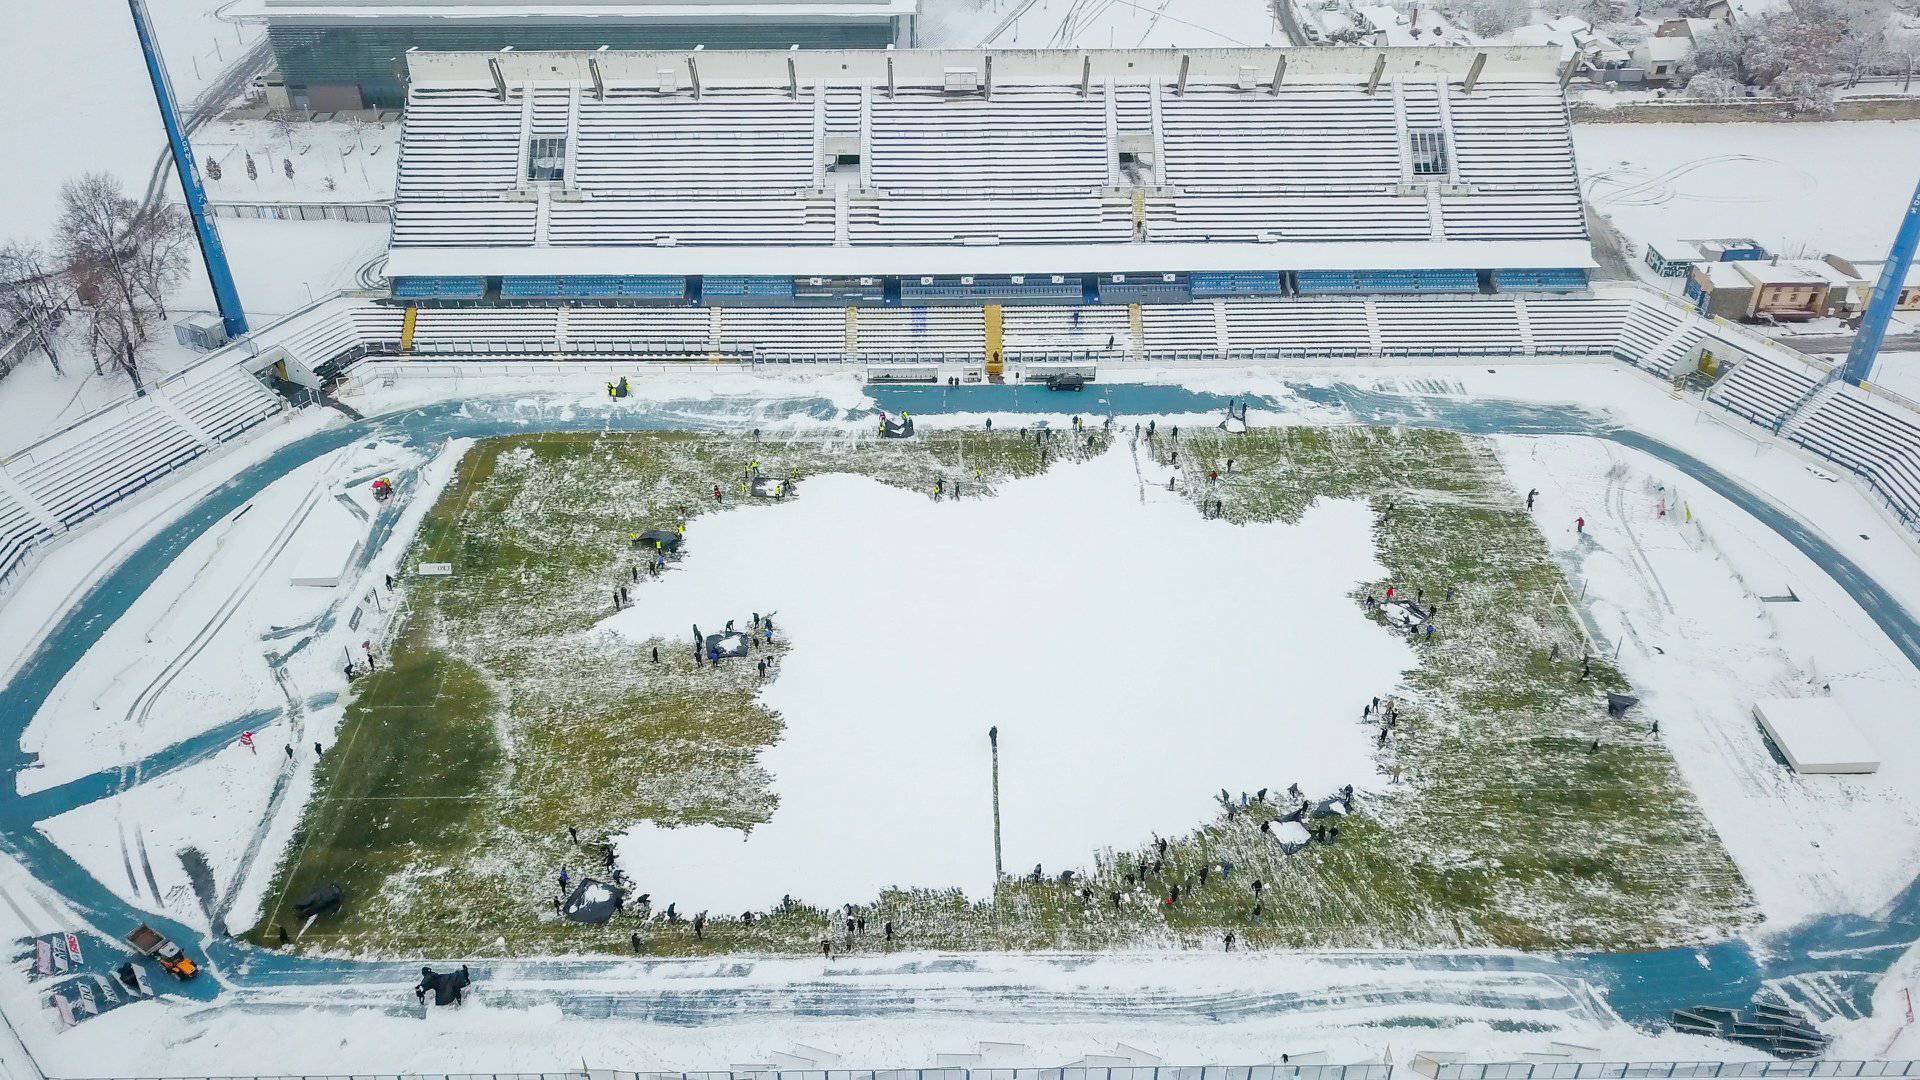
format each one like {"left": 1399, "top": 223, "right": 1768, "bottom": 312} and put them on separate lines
{"left": 1698, "top": 261, "right": 1753, "bottom": 288}
{"left": 1735, "top": 260, "right": 1838, "bottom": 286}
{"left": 1636, "top": 36, "right": 1693, "bottom": 63}
{"left": 386, "top": 46, "right": 1589, "bottom": 276}
{"left": 1647, "top": 238, "right": 1707, "bottom": 262}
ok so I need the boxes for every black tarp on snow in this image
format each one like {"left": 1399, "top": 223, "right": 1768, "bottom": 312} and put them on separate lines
{"left": 561, "top": 877, "right": 627, "bottom": 925}
{"left": 1607, "top": 693, "right": 1641, "bottom": 717}
{"left": 880, "top": 414, "right": 915, "bottom": 439}
{"left": 705, "top": 631, "right": 750, "bottom": 660}
{"left": 418, "top": 965, "right": 471, "bottom": 1006}
{"left": 1310, "top": 797, "right": 1349, "bottom": 821}
{"left": 294, "top": 883, "right": 343, "bottom": 920}
{"left": 634, "top": 529, "right": 682, "bottom": 553}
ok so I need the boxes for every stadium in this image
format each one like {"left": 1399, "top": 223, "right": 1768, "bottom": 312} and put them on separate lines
{"left": 5, "top": 20, "right": 1920, "bottom": 1080}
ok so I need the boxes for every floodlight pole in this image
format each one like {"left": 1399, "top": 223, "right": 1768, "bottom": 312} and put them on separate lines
{"left": 129, "top": 0, "right": 249, "bottom": 339}
{"left": 989, "top": 726, "right": 1003, "bottom": 883}
{"left": 1842, "top": 174, "right": 1920, "bottom": 387}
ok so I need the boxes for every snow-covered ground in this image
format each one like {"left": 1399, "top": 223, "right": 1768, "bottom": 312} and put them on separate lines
{"left": 609, "top": 448, "right": 1408, "bottom": 912}
{"left": 920, "top": 0, "right": 1286, "bottom": 49}
{"left": 0, "top": 218, "right": 382, "bottom": 458}
{"left": 199, "top": 117, "right": 401, "bottom": 205}
{"left": 1498, "top": 435, "right": 1920, "bottom": 931}
{"left": 18, "top": 430, "right": 462, "bottom": 937}
{"left": 1574, "top": 121, "right": 1920, "bottom": 262}
{"left": 0, "top": 0, "right": 260, "bottom": 243}
{"left": 8, "top": 358, "right": 1920, "bottom": 1072}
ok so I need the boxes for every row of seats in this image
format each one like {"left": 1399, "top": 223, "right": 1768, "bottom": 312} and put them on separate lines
{"left": 869, "top": 87, "right": 1110, "bottom": 194}
{"left": 1613, "top": 299, "right": 1688, "bottom": 369}
{"left": 157, "top": 363, "right": 285, "bottom": 442}
{"left": 847, "top": 196, "right": 1134, "bottom": 246}
{"left": 14, "top": 404, "right": 209, "bottom": 528}
{"left": 1708, "top": 348, "right": 1828, "bottom": 429}
{"left": 1443, "top": 85, "right": 1585, "bottom": 242}
{"left": 1787, "top": 387, "right": 1920, "bottom": 525}
{"left": 381, "top": 294, "right": 1640, "bottom": 361}
{"left": 14, "top": 286, "right": 1920, "bottom": 587}
{"left": 0, "top": 488, "right": 51, "bottom": 589}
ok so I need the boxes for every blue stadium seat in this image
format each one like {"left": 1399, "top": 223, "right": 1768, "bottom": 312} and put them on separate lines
{"left": 1296, "top": 269, "right": 1479, "bottom": 295}
{"left": 1190, "top": 271, "right": 1284, "bottom": 297}
{"left": 900, "top": 275, "right": 1083, "bottom": 303}
{"left": 1096, "top": 275, "right": 1190, "bottom": 303}
{"left": 392, "top": 276, "right": 487, "bottom": 300}
{"left": 1491, "top": 268, "right": 1588, "bottom": 293}
{"left": 704, "top": 276, "right": 797, "bottom": 302}
{"left": 499, "top": 276, "right": 686, "bottom": 300}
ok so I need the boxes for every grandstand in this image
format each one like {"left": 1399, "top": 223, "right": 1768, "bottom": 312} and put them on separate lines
{"left": 0, "top": 352, "right": 287, "bottom": 590}
{"left": 12, "top": 42, "right": 1920, "bottom": 598}
{"left": 12, "top": 278, "right": 1920, "bottom": 599}
{"left": 383, "top": 47, "right": 1595, "bottom": 303}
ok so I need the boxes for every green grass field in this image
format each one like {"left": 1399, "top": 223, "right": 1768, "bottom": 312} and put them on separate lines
{"left": 250, "top": 425, "right": 1752, "bottom": 957}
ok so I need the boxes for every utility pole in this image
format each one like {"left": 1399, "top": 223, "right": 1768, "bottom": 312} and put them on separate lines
{"left": 129, "top": 0, "right": 249, "bottom": 339}
{"left": 989, "top": 725, "right": 1003, "bottom": 883}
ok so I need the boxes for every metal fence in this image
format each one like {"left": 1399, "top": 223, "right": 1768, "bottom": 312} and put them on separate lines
{"left": 208, "top": 201, "right": 391, "bottom": 223}
{"left": 89, "top": 1067, "right": 1394, "bottom": 1080}
{"left": 1432, "top": 1062, "right": 1920, "bottom": 1080}
{"left": 74, "top": 1065, "right": 1920, "bottom": 1080}
{"left": 86, "top": 1060, "right": 1397, "bottom": 1068}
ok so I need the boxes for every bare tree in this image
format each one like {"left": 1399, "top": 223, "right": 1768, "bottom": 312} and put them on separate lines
{"left": 1833, "top": 4, "right": 1893, "bottom": 85}
{"left": 127, "top": 204, "right": 192, "bottom": 323}
{"left": 56, "top": 172, "right": 191, "bottom": 395}
{"left": 0, "top": 240, "right": 70, "bottom": 375}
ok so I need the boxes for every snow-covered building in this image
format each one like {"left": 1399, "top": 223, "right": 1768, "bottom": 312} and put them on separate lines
{"left": 1655, "top": 17, "right": 1724, "bottom": 42}
{"left": 1499, "top": 16, "right": 1628, "bottom": 73}
{"left": 253, "top": 0, "right": 920, "bottom": 110}
{"left": 1629, "top": 35, "right": 1692, "bottom": 84}
{"left": 382, "top": 46, "right": 1595, "bottom": 304}
{"left": 1825, "top": 255, "right": 1920, "bottom": 312}
{"left": 1348, "top": 5, "right": 1472, "bottom": 48}
{"left": 1686, "top": 258, "right": 1850, "bottom": 322}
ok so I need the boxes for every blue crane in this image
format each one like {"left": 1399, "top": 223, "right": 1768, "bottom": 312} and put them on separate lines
{"left": 1843, "top": 174, "right": 1920, "bottom": 387}
{"left": 128, "top": 0, "right": 249, "bottom": 339}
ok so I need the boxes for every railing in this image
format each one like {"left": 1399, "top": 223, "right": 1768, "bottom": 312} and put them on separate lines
{"left": 87, "top": 1066, "right": 1396, "bottom": 1080}
{"left": 73, "top": 1064, "right": 1920, "bottom": 1080}
{"left": 208, "top": 201, "right": 392, "bottom": 223}
{"left": 1432, "top": 1063, "right": 1920, "bottom": 1080}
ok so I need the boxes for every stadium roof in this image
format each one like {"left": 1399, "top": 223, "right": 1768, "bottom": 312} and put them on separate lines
{"left": 386, "top": 46, "right": 1595, "bottom": 279}
{"left": 257, "top": 0, "right": 916, "bottom": 20}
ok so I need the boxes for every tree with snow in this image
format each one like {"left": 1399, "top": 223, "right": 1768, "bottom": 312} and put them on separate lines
{"left": 1683, "top": 71, "right": 1745, "bottom": 101}
{"left": 1681, "top": 0, "right": 1876, "bottom": 109}
{"left": 0, "top": 239, "right": 70, "bottom": 375}
{"left": 56, "top": 173, "right": 190, "bottom": 394}
{"left": 1541, "top": 0, "right": 1627, "bottom": 27}
{"left": 1439, "top": 0, "right": 1530, "bottom": 36}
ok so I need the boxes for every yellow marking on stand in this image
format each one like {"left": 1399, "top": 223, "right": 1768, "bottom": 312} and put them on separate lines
{"left": 984, "top": 304, "right": 1005, "bottom": 383}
